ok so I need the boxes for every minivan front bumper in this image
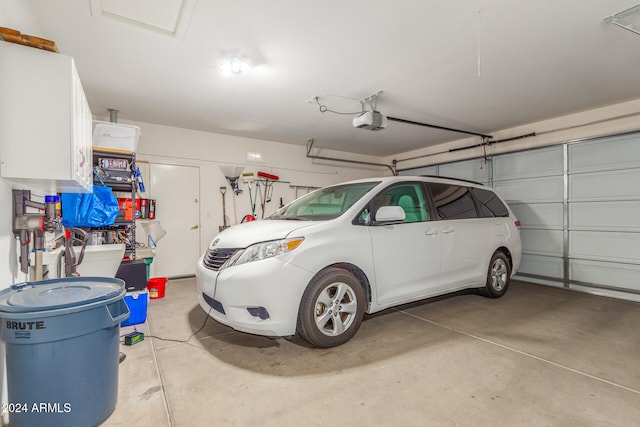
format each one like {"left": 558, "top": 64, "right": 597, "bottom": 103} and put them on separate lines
{"left": 196, "top": 255, "right": 314, "bottom": 337}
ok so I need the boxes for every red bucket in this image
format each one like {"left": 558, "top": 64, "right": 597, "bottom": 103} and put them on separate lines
{"left": 147, "top": 277, "right": 168, "bottom": 299}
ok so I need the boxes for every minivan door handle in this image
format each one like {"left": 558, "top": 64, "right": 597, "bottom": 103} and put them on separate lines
{"left": 442, "top": 226, "right": 455, "bottom": 234}
{"left": 425, "top": 228, "right": 438, "bottom": 236}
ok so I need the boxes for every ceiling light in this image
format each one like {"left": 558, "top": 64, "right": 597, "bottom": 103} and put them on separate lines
{"left": 220, "top": 58, "right": 251, "bottom": 76}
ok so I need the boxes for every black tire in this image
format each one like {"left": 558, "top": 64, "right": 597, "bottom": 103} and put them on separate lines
{"left": 479, "top": 251, "right": 511, "bottom": 298}
{"left": 296, "top": 267, "right": 366, "bottom": 348}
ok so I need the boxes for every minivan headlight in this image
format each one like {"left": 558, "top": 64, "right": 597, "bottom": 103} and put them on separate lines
{"left": 225, "top": 238, "right": 304, "bottom": 268}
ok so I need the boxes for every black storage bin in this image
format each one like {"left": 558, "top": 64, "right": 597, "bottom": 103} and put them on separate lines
{"left": 115, "top": 259, "right": 147, "bottom": 291}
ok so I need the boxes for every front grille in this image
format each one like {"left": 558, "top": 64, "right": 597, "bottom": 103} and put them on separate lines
{"left": 203, "top": 247, "right": 240, "bottom": 271}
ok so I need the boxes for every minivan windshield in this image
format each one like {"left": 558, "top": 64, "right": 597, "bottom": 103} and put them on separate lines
{"left": 269, "top": 181, "right": 380, "bottom": 221}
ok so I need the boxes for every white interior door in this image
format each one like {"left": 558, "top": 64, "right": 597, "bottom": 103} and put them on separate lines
{"left": 149, "top": 163, "right": 200, "bottom": 278}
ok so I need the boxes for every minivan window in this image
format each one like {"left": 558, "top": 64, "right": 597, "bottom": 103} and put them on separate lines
{"left": 428, "top": 183, "right": 478, "bottom": 220}
{"left": 270, "top": 182, "right": 379, "bottom": 221}
{"left": 356, "top": 182, "right": 428, "bottom": 225}
{"left": 472, "top": 187, "right": 509, "bottom": 218}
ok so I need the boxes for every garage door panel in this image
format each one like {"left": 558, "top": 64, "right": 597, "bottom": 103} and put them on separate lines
{"left": 494, "top": 175, "right": 564, "bottom": 203}
{"left": 569, "top": 169, "right": 640, "bottom": 201}
{"left": 439, "top": 159, "right": 489, "bottom": 183}
{"left": 510, "top": 202, "right": 563, "bottom": 229}
{"left": 569, "top": 133, "right": 640, "bottom": 174}
{"left": 570, "top": 259, "right": 640, "bottom": 291}
{"left": 570, "top": 231, "right": 640, "bottom": 264}
{"left": 399, "top": 165, "right": 437, "bottom": 176}
{"left": 406, "top": 132, "right": 640, "bottom": 299}
{"left": 518, "top": 254, "right": 564, "bottom": 278}
{"left": 493, "top": 146, "right": 563, "bottom": 181}
{"left": 570, "top": 201, "right": 640, "bottom": 232}
{"left": 521, "top": 229, "right": 563, "bottom": 256}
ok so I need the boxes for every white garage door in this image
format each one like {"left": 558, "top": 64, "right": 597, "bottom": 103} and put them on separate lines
{"left": 567, "top": 134, "right": 640, "bottom": 297}
{"left": 399, "top": 132, "right": 640, "bottom": 301}
{"left": 493, "top": 146, "right": 565, "bottom": 282}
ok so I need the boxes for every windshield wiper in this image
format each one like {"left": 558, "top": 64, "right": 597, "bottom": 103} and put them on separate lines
{"left": 269, "top": 215, "right": 308, "bottom": 221}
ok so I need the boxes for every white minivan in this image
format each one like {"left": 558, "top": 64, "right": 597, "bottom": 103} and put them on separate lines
{"left": 196, "top": 176, "right": 521, "bottom": 347}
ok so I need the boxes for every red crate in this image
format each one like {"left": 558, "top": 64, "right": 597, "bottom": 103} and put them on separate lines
{"left": 117, "top": 198, "right": 141, "bottom": 221}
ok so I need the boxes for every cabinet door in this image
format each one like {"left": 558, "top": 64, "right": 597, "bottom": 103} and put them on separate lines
{"left": 71, "top": 62, "right": 93, "bottom": 191}
{"left": 0, "top": 42, "right": 92, "bottom": 193}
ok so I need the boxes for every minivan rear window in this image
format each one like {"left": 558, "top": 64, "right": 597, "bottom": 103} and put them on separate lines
{"left": 472, "top": 188, "right": 509, "bottom": 218}
{"left": 428, "top": 183, "right": 478, "bottom": 220}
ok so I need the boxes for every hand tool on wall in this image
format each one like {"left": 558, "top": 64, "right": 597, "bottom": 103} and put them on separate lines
{"left": 64, "top": 228, "right": 88, "bottom": 277}
{"left": 219, "top": 186, "right": 229, "bottom": 232}
{"left": 257, "top": 172, "right": 279, "bottom": 218}
{"left": 230, "top": 177, "right": 241, "bottom": 225}
{"left": 241, "top": 173, "right": 257, "bottom": 222}
{"left": 255, "top": 179, "right": 262, "bottom": 217}
{"left": 220, "top": 166, "right": 244, "bottom": 224}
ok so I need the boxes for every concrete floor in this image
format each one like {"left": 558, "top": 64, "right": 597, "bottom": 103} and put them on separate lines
{"left": 104, "top": 278, "right": 640, "bottom": 426}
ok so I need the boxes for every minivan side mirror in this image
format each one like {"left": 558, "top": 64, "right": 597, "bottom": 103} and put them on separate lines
{"left": 373, "top": 206, "right": 406, "bottom": 225}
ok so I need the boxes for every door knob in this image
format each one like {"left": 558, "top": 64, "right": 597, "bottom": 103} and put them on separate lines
{"left": 425, "top": 228, "right": 438, "bottom": 236}
{"left": 191, "top": 225, "right": 199, "bottom": 230}
{"left": 442, "top": 226, "right": 455, "bottom": 234}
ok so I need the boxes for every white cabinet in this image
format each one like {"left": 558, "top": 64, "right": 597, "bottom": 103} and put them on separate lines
{"left": 0, "top": 41, "right": 93, "bottom": 193}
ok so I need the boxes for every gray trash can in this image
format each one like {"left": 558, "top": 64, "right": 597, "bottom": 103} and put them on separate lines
{"left": 0, "top": 276, "right": 129, "bottom": 427}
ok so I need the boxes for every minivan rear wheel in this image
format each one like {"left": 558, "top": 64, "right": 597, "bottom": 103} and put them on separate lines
{"left": 297, "top": 267, "right": 365, "bottom": 348}
{"left": 480, "top": 251, "right": 511, "bottom": 298}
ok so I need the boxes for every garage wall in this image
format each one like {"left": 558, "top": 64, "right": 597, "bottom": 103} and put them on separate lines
{"left": 120, "top": 119, "right": 390, "bottom": 264}
{"left": 0, "top": 4, "right": 43, "bottom": 422}
{"left": 400, "top": 133, "right": 640, "bottom": 302}
{"left": 0, "top": 181, "right": 14, "bottom": 290}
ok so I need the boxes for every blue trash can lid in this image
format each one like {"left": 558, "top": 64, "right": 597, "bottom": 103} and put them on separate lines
{"left": 0, "top": 277, "right": 125, "bottom": 313}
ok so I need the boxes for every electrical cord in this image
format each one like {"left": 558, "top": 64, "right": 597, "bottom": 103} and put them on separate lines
{"left": 144, "top": 306, "right": 213, "bottom": 344}
{"left": 120, "top": 265, "right": 223, "bottom": 345}
{"left": 119, "top": 305, "right": 214, "bottom": 344}
{"left": 314, "top": 96, "right": 362, "bottom": 115}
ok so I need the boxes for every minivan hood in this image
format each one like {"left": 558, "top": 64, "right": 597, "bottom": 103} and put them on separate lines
{"left": 211, "top": 219, "right": 316, "bottom": 249}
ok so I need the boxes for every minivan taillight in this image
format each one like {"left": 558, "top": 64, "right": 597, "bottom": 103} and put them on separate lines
{"left": 514, "top": 220, "right": 521, "bottom": 229}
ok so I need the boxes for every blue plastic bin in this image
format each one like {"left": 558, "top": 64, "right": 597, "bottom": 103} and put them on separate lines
{"left": 121, "top": 290, "right": 149, "bottom": 326}
{"left": 0, "top": 277, "right": 129, "bottom": 427}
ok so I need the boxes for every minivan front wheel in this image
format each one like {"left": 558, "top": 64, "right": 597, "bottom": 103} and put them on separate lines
{"left": 297, "top": 267, "right": 365, "bottom": 348}
{"left": 480, "top": 252, "right": 511, "bottom": 298}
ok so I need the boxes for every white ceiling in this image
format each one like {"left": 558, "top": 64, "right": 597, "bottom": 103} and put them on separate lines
{"left": 21, "top": 0, "right": 640, "bottom": 157}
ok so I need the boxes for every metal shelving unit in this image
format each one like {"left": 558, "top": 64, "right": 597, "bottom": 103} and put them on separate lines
{"left": 92, "top": 149, "right": 137, "bottom": 259}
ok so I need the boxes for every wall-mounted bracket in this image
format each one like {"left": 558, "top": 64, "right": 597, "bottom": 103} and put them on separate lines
{"left": 306, "top": 139, "right": 397, "bottom": 175}
{"left": 604, "top": 4, "right": 640, "bottom": 36}
{"left": 360, "top": 90, "right": 384, "bottom": 113}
